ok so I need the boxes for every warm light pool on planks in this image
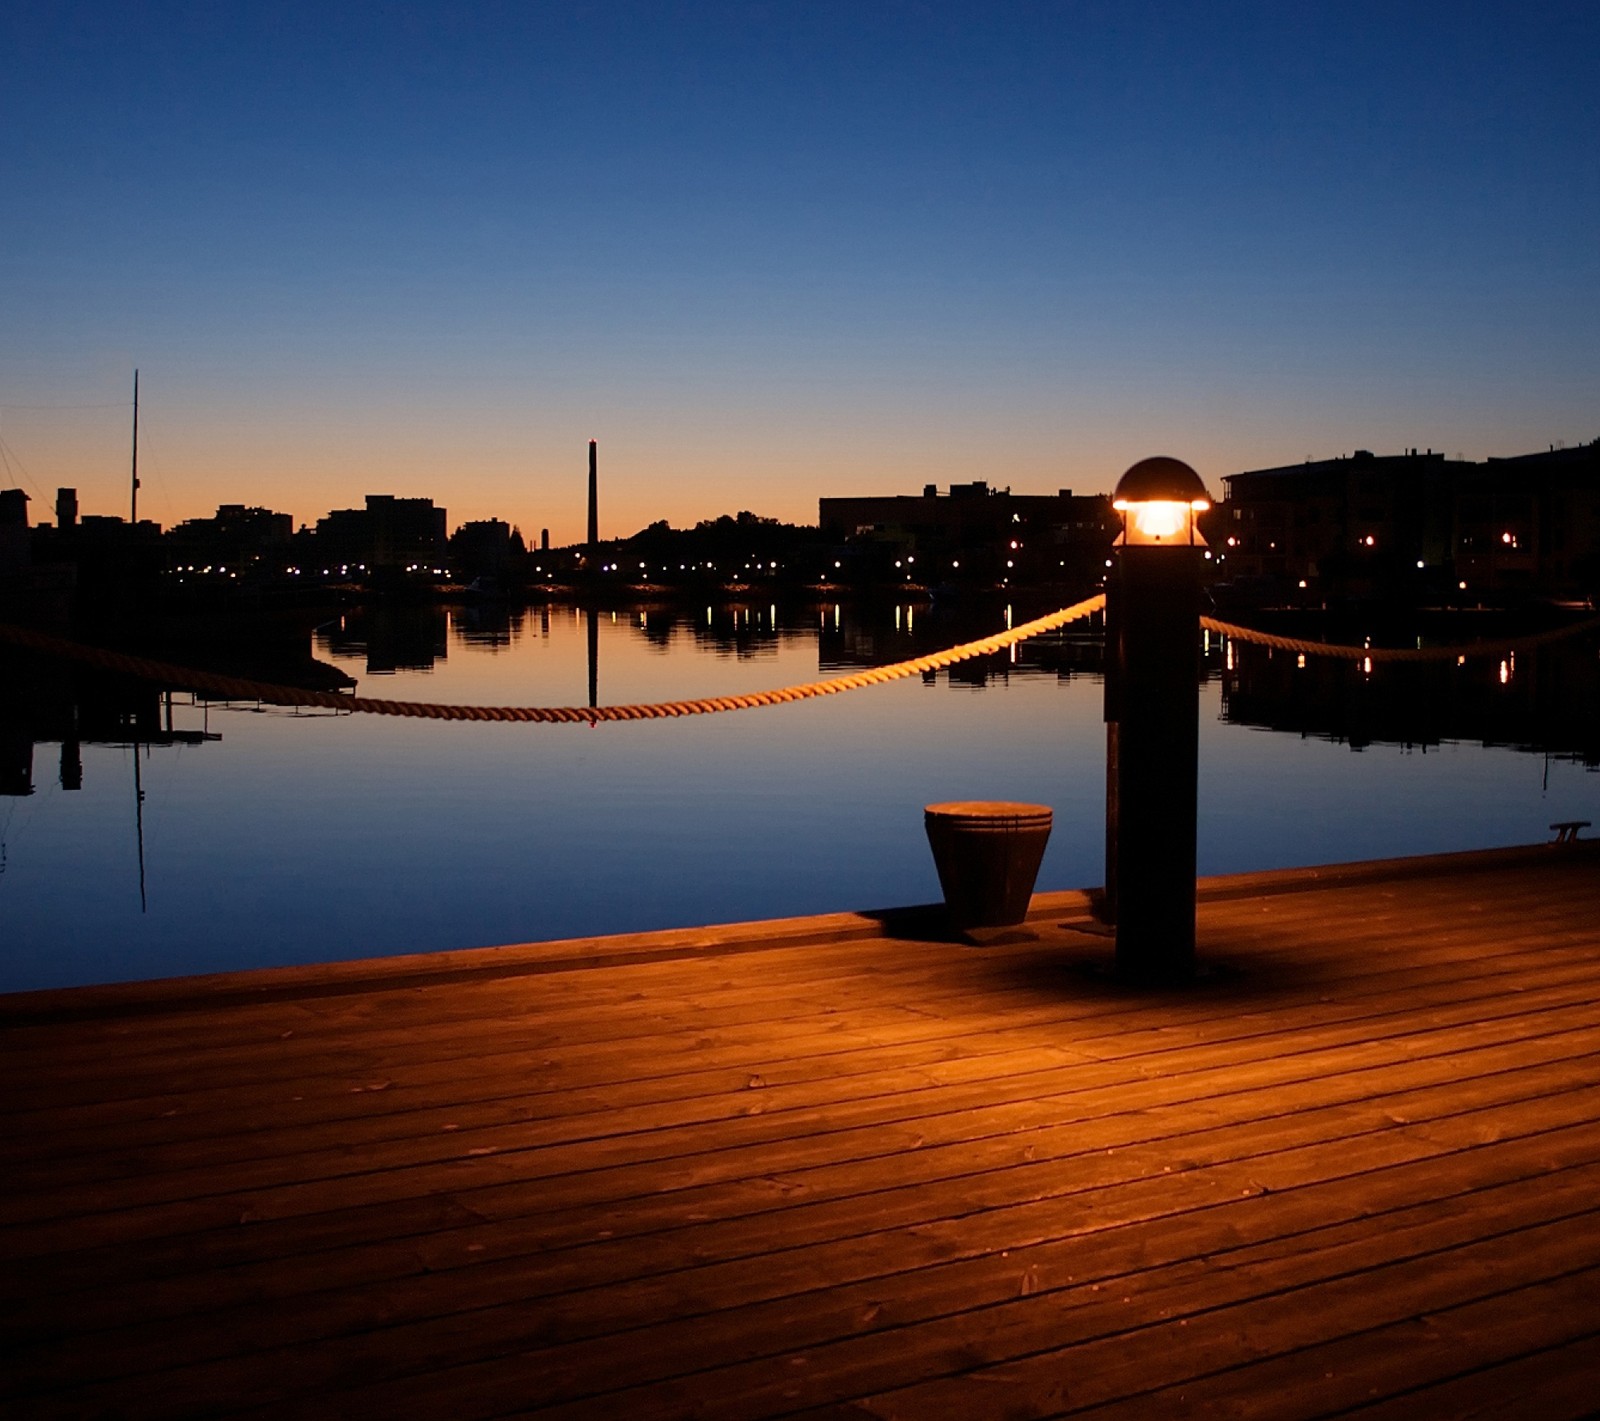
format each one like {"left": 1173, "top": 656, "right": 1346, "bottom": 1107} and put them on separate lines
{"left": 4, "top": 842, "right": 1600, "bottom": 1419}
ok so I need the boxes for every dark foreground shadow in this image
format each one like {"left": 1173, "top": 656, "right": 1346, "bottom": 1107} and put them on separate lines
{"left": 857, "top": 902, "right": 964, "bottom": 944}
{"left": 975, "top": 929, "right": 1346, "bottom": 1007}
{"left": 859, "top": 899, "right": 1342, "bottom": 1006}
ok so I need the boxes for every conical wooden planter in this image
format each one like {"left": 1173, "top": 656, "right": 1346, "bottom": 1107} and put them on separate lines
{"left": 924, "top": 801, "right": 1053, "bottom": 930}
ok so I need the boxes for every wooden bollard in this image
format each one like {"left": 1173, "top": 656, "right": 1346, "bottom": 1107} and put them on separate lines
{"left": 924, "top": 801, "right": 1053, "bottom": 931}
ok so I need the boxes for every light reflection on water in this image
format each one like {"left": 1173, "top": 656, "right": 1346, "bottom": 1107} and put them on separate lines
{"left": 0, "top": 600, "right": 1595, "bottom": 991}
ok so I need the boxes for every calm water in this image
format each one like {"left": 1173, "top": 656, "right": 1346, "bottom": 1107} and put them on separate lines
{"left": 2, "top": 600, "right": 1596, "bottom": 992}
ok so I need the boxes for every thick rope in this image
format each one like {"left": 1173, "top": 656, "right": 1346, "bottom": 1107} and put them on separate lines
{"left": 0, "top": 595, "right": 1106, "bottom": 723}
{"left": 1202, "top": 612, "right": 1600, "bottom": 662}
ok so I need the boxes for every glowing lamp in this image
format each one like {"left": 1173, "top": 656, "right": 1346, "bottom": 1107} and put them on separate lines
{"left": 1112, "top": 458, "right": 1211, "bottom": 547}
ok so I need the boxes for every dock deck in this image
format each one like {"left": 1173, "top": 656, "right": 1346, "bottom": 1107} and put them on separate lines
{"left": 4, "top": 843, "right": 1600, "bottom": 1419}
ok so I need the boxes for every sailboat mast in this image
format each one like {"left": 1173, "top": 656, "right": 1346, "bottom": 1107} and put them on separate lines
{"left": 130, "top": 369, "right": 140, "bottom": 524}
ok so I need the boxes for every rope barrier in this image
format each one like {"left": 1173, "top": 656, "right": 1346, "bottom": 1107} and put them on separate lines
{"left": 0, "top": 595, "right": 1107, "bottom": 723}
{"left": 1201, "top": 612, "right": 1600, "bottom": 662}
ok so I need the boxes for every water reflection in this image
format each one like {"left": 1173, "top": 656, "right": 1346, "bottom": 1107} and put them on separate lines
{"left": 8, "top": 602, "right": 1597, "bottom": 783}
{"left": 629, "top": 602, "right": 796, "bottom": 660}
{"left": 587, "top": 606, "right": 598, "bottom": 708}
{"left": 318, "top": 606, "right": 450, "bottom": 674}
{"left": 0, "top": 660, "right": 228, "bottom": 921}
{"left": 0, "top": 727, "right": 34, "bottom": 798}
{"left": 1219, "top": 636, "right": 1600, "bottom": 765}
{"left": 453, "top": 601, "right": 518, "bottom": 649}
{"left": 2, "top": 599, "right": 1596, "bottom": 993}
{"left": 0, "top": 658, "right": 220, "bottom": 797}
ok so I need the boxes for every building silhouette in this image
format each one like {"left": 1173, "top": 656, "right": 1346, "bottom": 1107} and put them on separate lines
{"left": 167, "top": 505, "right": 294, "bottom": 580}
{"left": 819, "top": 482, "right": 1117, "bottom": 588}
{"left": 1215, "top": 440, "right": 1600, "bottom": 604}
{"left": 313, "top": 495, "right": 447, "bottom": 575}
{"left": 449, "top": 519, "right": 523, "bottom": 581}
{"left": 1458, "top": 443, "right": 1600, "bottom": 598}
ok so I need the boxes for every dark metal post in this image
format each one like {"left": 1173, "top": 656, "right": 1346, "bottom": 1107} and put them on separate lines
{"left": 1102, "top": 591, "right": 1122, "bottom": 924}
{"left": 1105, "top": 458, "right": 1209, "bottom": 984}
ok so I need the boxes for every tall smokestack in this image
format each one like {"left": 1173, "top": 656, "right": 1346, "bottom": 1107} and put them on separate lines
{"left": 587, "top": 439, "right": 598, "bottom": 559}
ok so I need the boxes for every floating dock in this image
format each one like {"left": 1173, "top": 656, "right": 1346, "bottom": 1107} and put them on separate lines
{"left": 4, "top": 842, "right": 1600, "bottom": 1418}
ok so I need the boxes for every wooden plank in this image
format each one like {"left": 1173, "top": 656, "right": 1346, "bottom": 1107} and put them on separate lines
{"left": 11, "top": 1028, "right": 1600, "bottom": 1345}
{"left": 9, "top": 1085, "right": 1600, "bottom": 1411}
{"left": 2, "top": 847, "right": 1598, "bottom": 1419}
{"left": 2, "top": 849, "right": 1586, "bottom": 1077}
{"left": 1065, "top": 1272, "right": 1600, "bottom": 1419}
{"left": 3, "top": 992, "right": 1600, "bottom": 1280}
{"left": 605, "top": 1225, "right": 1600, "bottom": 1421}
{"left": 10, "top": 946, "right": 1599, "bottom": 1189}
{"left": 12, "top": 1024, "right": 1600, "bottom": 1356}
{"left": 14, "top": 1132, "right": 1600, "bottom": 1412}
{"left": 7, "top": 981, "right": 1599, "bottom": 1258}
{"left": 1331, "top": 1330, "right": 1600, "bottom": 1421}
{"left": 3, "top": 889, "right": 1587, "bottom": 1120}
{"left": 6, "top": 896, "right": 1593, "bottom": 1145}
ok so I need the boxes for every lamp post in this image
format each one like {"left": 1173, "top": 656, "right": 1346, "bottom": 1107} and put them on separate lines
{"left": 1104, "top": 457, "right": 1211, "bottom": 984}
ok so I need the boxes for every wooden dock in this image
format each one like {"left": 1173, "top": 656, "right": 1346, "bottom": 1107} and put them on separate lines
{"left": 4, "top": 842, "right": 1600, "bottom": 1419}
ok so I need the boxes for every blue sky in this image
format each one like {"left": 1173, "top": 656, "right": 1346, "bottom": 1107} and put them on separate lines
{"left": 3, "top": 1, "right": 1596, "bottom": 541}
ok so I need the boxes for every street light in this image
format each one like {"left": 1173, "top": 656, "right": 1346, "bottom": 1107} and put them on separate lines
{"left": 1104, "top": 457, "right": 1211, "bottom": 984}
{"left": 1111, "top": 457, "right": 1210, "bottom": 544}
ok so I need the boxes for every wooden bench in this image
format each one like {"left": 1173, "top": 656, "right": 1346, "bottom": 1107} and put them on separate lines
{"left": 1549, "top": 820, "right": 1590, "bottom": 843}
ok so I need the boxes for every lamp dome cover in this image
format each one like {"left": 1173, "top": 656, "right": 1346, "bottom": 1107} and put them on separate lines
{"left": 1113, "top": 457, "right": 1210, "bottom": 507}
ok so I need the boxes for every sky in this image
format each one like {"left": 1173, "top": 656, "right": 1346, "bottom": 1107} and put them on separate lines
{"left": 3, "top": 1, "right": 1597, "bottom": 545}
